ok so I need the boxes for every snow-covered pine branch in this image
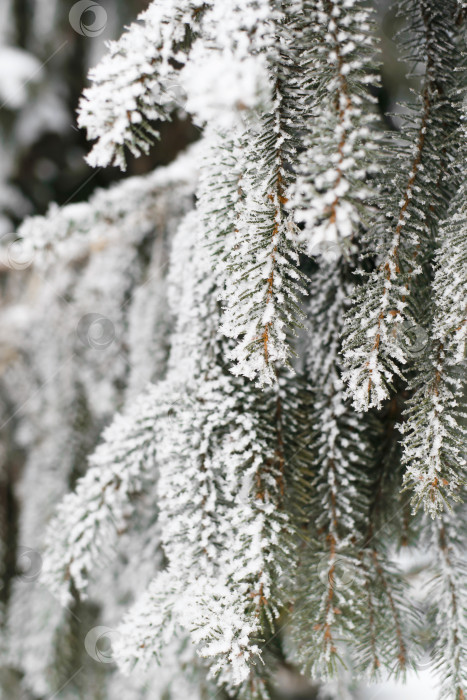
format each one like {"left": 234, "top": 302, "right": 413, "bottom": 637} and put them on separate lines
{"left": 9, "top": 145, "right": 196, "bottom": 265}
{"left": 342, "top": 0, "right": 465, "bottom": 411}
{"left": 287, "top": 259, "right": 375, "bottom": 678}
{"left": 1, "top": 148, "right": 196, "bottom": 697}
{"left": 287, "top": 256, "right": 416, "bottom": 679}
{"left": 396, "top": 37, "right": 466, "bottom": 516}
{"left": 400, "top": 179, "right": 467, "bottom": 517}
{"left": 289, "top": 0, "right": 380, "bottom": 257}
{"left": 78, "top": 0, "right": 277, "bottom": 170}
{"left": 218, "top": 115, "right": 305, "bottom": 385}
{"left": 81, "top": 0, "right": 309, "bottom": 385}
{"left": 425, "top": 513, "right": 467, "bottom": 698}
{"left": 109, "top": 206, "right": 313, "bottom": 693}
{"left": 216, "top": 2, "right": 307, "bottom": 385}
{"left": 3, "top": 1, "right": 467, "bottom": 698}
{"left": 78, "top": 1, "right": 206, "bottom": 169}
{"left": 41, "top": 386, "right": 162, "bottom": 606}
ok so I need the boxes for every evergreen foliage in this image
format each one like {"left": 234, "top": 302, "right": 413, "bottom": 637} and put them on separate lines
{"left": 0, "top": 1, "right": 466, "bottom": 699}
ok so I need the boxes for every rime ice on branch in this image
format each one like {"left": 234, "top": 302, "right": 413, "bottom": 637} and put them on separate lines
{"left": 342, "top": 0, "right": 466, "bottom": 411}
{"left": 20, "top": 1, "right": 467, "bottom": 698}
{"left": 290, "top": 0, "right": 380, "bottom": 257}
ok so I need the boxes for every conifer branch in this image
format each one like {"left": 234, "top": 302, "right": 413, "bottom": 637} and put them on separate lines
{"left": 400, "top": 182, "right": 467, "bottom": 516}
{"left": 425, "top": 515, "right": 467, "bottom": 698}
{"left": 342, "top": 0, "right": 464, "bottom": 411}
{"left": 290, "top": 0, "right": 380, "bottom": 254}
{"left": 41, "top": 386, "right": 162, "bottom": 605}
{"left": 220, "top": 72, "right": 305, "bottom": 385}
{"left": 4, "top": 2, "right": 466, "bottom": 697}
{"left": 78, "top": 1, "right": 206, "bottom": 169}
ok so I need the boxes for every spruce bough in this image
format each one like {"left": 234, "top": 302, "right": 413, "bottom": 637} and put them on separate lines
{"left": 4, "top": 1, "right": 466, "bottom": 698}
